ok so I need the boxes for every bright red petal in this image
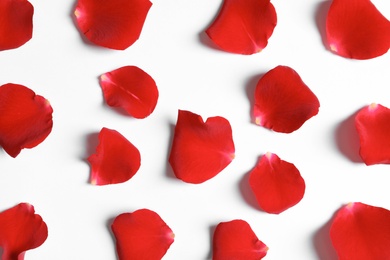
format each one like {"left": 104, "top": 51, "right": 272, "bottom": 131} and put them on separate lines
{"left": 100, "top": 66, "right": 158, "bottom": 119}
{"left": 206, "top": 0, "right": 277, "bottom": 55}
{"left": 326, "top": 0, "right": 390, "bottom": 59}
{"left": 87, "top": 127, "right": 141, "bottom": 185}
{"left": 74, "top": 0, "right": 152, "bottom": 50}
{"left": 330, "top": 202, "right": 390, "bottom": 260}
{"left": 253, "top": 66, "right": 320, "bottom": 133}
{"left": 0, "top": 83, "right": 53, "bottom": 157}
{"left": 0, "top": 203, "right": 48, "bottom": 260}
{"left": 213, "top": 219, "right": 268, "bottom": 260}
{"left": 169, "top": 110, "right": 235, "bottom": 184}
{"left": 111, "top": 208, "right": 174, "bottom": 260}
{"left": 0, "top": 0, "right": 33, "bottom": 51}
{"left": 249, "top": 153, "right": 305, "bottom": 214}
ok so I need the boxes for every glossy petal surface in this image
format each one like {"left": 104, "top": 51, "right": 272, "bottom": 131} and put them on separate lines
{"left": 100, "top": 66, "right": 158, "bottom": 119}
{"left": 87, "top": 127, "right": 141, "bottom": 185}
{"left": 0, "top": 83, "right": 53, "bottom": 157}
{"left": 0, "top": 203, "right": 48, "bottom": 260}
{"left": 213, "top": 219, "right": 268, "bottom": 260}
{"left": 253, "top": 66, "right": 320, "bottom": 133}
{"left": 74, "top": 0, "right": 152, "bottom": 50}
{"left": 249, "top": 153, "right": 305, "bottom": 214}
{"left": 111, "top": 209, "right": 174, "bottom": 260}
{"left": 169, "top": 110, "right": 235, "bottom": 184}
{"left": 326, "top": 0, "right": 390, "bottom": 59}
{"left": 206, "top": 0, "right": 277, "bottom": 55}
{"left": 330, "top": 202, "right": 390, "bottom": 260}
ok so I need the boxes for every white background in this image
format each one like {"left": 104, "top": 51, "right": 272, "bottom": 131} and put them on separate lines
{"left": 1, "top": 0, "right": 390, "bottom": 259}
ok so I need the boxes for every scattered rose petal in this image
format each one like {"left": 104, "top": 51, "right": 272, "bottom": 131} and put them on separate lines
{"left": 213, "top": 219, "right": 268, "bottom": 260}
{"left": 0, "top": 83, "right": 53, "bottom": 157}
{"left": 169, "top": 110, "right": 235, "bottom": 184}
{"left": 253, "top": 65, "right": 320, "bottom": 133}
{"left": 0, "top": 0, "right": 33, "bottom": 51}
{"left": 330, "top": 202, "right": 390, "bottom": 259}
{"left": 87, "top": 127, "right": 141, "bottom": 185}
{"left": 326, "top": 0, "right": 390, "bottom": 59}
{"left": 74, "top": 0, "right": 152, "bottom": 50}
{"left": 206, "top": 0, "right": 277, "bottom": 55}
{"left": 0, "top": 203, "right": 48, "bottom": 260}
{"left": 249, "top": 152, "right": 305, "bottom": 214}
{"left": 111, "top": 208, "right": 174, "bottom": 260}
{"left": 100, "top": 66, "right": 158, "bottom": 119}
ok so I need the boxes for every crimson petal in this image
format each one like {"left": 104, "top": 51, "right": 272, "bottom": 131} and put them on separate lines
{"left": 0, "top": 203, "right": 48, "bottom": 260}
{"left": 206, "top": 0, "right": 277, "bottom": 55}
{"left": 0, "top": 83, "right": 53, "bottom": 157}
{"left": 74, "top": 0, "right": 152, "bottom": 50}
{"left": 169, "top": 110, "right": 235, "bottom": 184}
{"left": 249, "top": 153, "right": 305, "bottom": 214}
{"left": 87, "top": 127, "right": 141, "bottom": 185}
{"left": 111, "top": 208, "right": 174, "bottom": 260}
{"left": 326, "top": 0, "right": 390, "bottom": 59}
{"left": 253, "top": 66, "right": 320, "bottom": 133}
{"left": 100, "top": 66, "right": 158, "bottom": 119}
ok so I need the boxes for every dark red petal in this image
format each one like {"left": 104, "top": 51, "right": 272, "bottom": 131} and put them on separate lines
{"left": 213, "top": 219, "right": 268, "bottom": 260}
{"left": 0, "top": 0, "right": 33, "bottom": 51}
{"left": 111, "top": 208, "right": 174, "bottom": 260}
{"left": 206, "top": 0, "right": 277, "bottom": 55}
{"left": 100, "top": 66, "right": 158, "bottom": 119}
{"left": 74, "top": 0, "right": 152, "bottom": 50}
{"left": 326, "top": 0, "right": 390, "bottom": 59}
{"left": 249, "top": 153, "right": 305, "bottom": 214}
{"left": 253, "top": 66, "right": 320, "bottom": 133}
{"left": 330, "top": 202, "right": 390, "bottom": 259}
{"left": 169, "top": 110, "right": 235, "bottom": 184}
{"left": 0, "top": 203, "right": 48, "bottom": 260}
{"left": 87, "top": 127, "right": 141, "bottom": 185}
{"left": 0, "top": 83, "right": 53, "bottom": 157}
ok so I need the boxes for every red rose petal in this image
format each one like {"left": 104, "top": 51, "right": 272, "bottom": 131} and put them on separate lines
{"left": 169, "top": 110, "right": 235, "bottom": 184}
{"left": 206, "top": 0, "right": 277, "bottom": 55}
{"left": 0, "top": 203, "right": 48, "bottom": 260}
{"left": 249, "top": 152, "right": 305, "bottom": 214}
{"left": 0, "top": 0, "right": 33, "bottom": 51}
{"left": 100, "top": 66, "right": 158, "bottom": 119}
{"left": 87, "top": 127, "right": 141, "bottom": 185}
{"left": 253, "top": 66, "right": 320, "bottom": 133}
{"left": 0, "top": 83, "right": 53, "bottom": 158}
{"left": 111, "top": 208, "right": 174, "bottom": 260}
{"left": 330, "top": 202, "right": 390, "bottom": 259}
{"left": 326, "top": 0, "right": 390, "bottom": 59}
{"left": 74, "top": 0, "right": 152, "bottom": 50}
{"left": 213, "top": 219, "right": 268, "bottom": 260}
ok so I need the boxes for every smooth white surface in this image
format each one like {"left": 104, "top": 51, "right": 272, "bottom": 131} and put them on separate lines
{"left": 1, "top": 0, "right": 390, "bottom": 259}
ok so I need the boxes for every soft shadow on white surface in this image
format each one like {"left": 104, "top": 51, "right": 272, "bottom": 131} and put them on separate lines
{"left": 245, "top": 73, "right": 266, "bottom": 124}
{"left": 312, "top": 212, "right": 338, "bottom": 260}
{"left": 106, "top": 217, "right": 117, "bottom": 260}
{"left": 206, "top": 225, "right": 217, "bottom": 260}
{"left": 315, "top": 0, "right": 332, "bottom": 50}
{"left": 239, "top": 169, "right": 262, "bottom": 211}
{"left": 165, "top": 123, "right": 177, "bottom": 180}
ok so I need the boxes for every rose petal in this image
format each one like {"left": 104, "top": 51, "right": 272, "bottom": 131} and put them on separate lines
{"left": 100, "top": 66, "right": 158, "bottom": 119}
{"left": 326, "top": 0, "right": 390, "bottom": 59}
{"left": 169, "top": 110, "right": 235, "bottom": 184}
{"left": 0, "top": 0, "right": 33, "bottom": 51}
{"left": 253, "top": 65, "right": 320, "bottom": 133}
{"left": 0, "top": 83, "right": 53, "bottom": 157}
{"left": 213, "top": 219, "right": 268, "bottom": 260}
{"left": 249, "top": 152, "right": 305, "bottom": 214}
{"left": 87, "top": 127, "right": 141, "bottom": 185}
{"left": 0, "top": 203, "right": 48, "bottom": 260}
{"left": 111, "top": 208, "right": 174, "bottom": 260}
{"left": 74, "top": 0, "right": 152, "bottom": 50}
{"left": 330, "top": 202, "right": 390, "bottom": 259}
{"left": 206, "top": 0, "right": 277, "bottom": 55}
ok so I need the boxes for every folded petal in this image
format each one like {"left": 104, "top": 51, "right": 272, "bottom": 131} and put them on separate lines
{"left": 100, "top": 66, "right": 158, "bottom": 119}
{"left": 169, "top": 110, "right": 235, "bottom": 184}
{"left": 253, "top": 66, "right": 320, "bottom": 133}
{"left": 0, "top": 83, "right": 53, "bottom": 157}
